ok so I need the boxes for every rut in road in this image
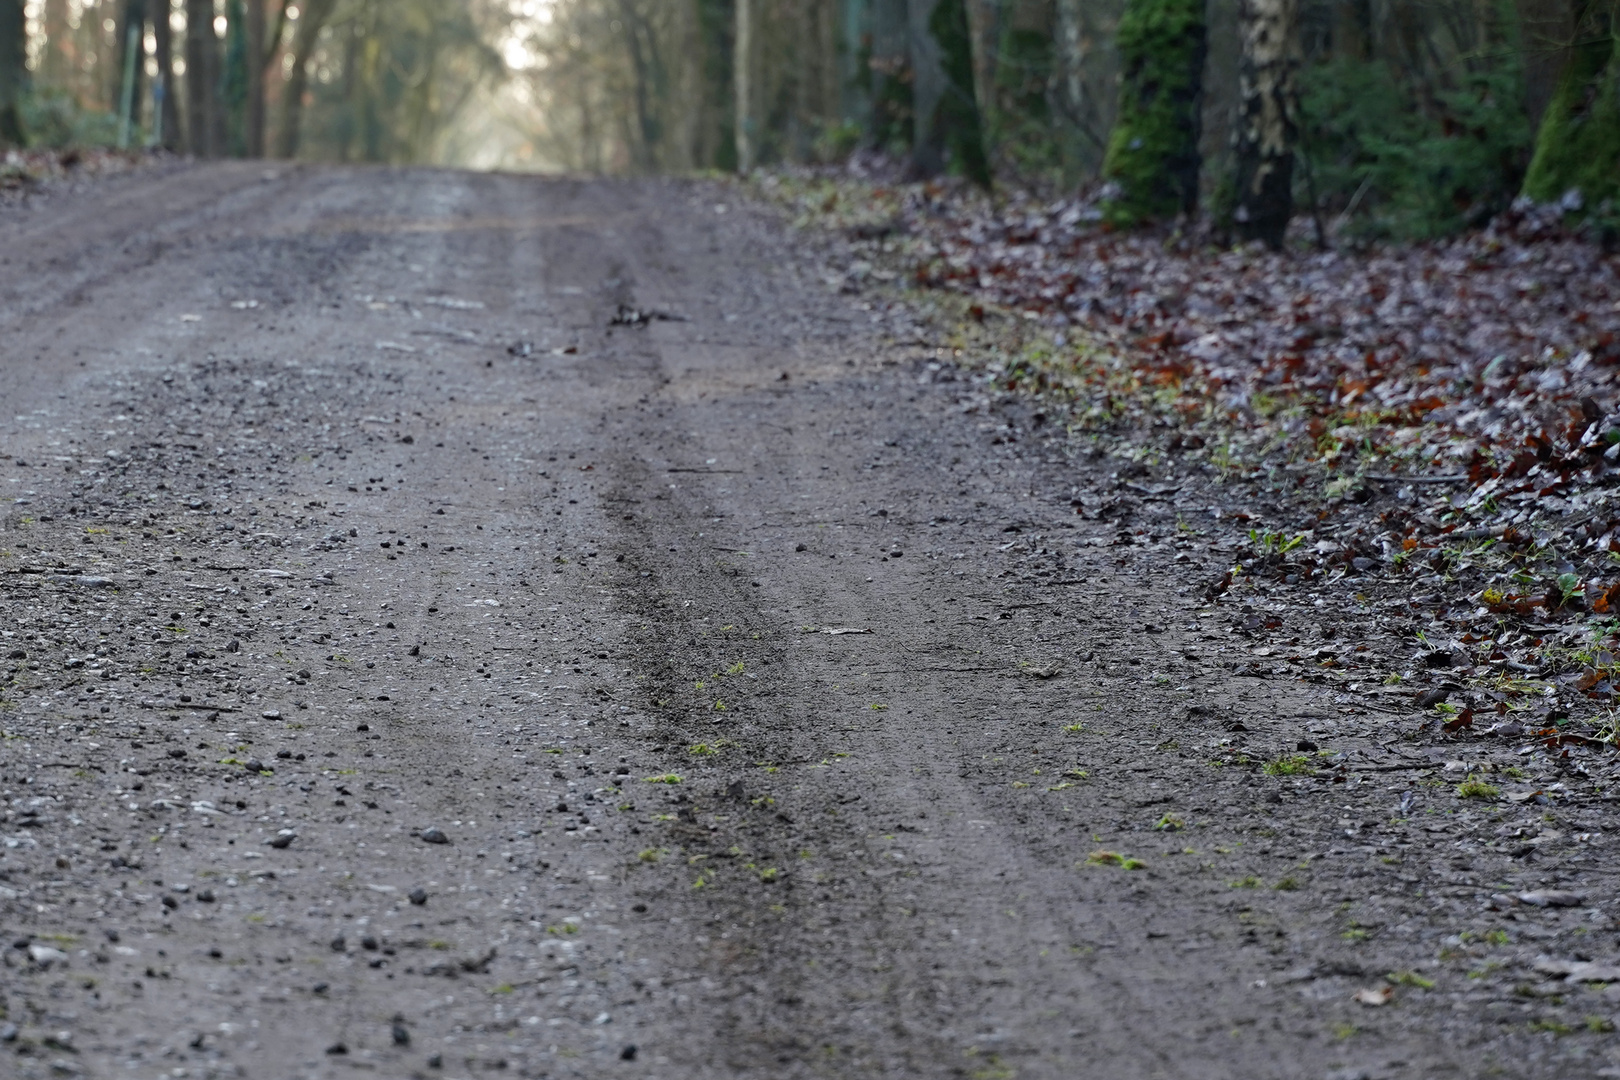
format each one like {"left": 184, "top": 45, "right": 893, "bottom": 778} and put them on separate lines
{"left": 0, "top": 166, "right": 1499, "bottom": 1080}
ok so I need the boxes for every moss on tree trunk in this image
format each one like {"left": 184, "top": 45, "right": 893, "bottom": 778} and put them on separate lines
{"left": 1522, "top": 0, "right": 1620, "bottom": 210}
{"left": 1102, "top": 0, "right": 1207, "bottom": 225}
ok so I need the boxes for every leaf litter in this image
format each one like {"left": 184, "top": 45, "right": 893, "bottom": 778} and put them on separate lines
{"left": 763, "top": 165, "right": 1620, "bottom": 770}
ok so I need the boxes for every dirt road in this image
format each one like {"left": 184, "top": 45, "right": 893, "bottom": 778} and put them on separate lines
{"left": 0, "top": 165, "right": 1613, "bottom": 1080}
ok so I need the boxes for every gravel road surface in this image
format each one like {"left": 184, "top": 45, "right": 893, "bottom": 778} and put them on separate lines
{"left": 1, "top": 164, "right": 1611, "bottom": 1080}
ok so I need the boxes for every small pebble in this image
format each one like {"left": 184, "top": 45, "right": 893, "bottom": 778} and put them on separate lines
{"left": 419, "top": 827, "right": 450, "bottom": 845}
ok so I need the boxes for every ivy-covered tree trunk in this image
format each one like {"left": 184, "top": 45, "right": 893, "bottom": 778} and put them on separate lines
{"left": 0, "top": 0, "right": 22, "bottom": 147}
{"left": 1231, "top": 0, "right": 1300, "bottom": 248}
{"left": 1522, "top": 0, "right": 1620, "bottom": 211}
{"left": 1102, "top": 0, "right": 1207, "bottom": 224}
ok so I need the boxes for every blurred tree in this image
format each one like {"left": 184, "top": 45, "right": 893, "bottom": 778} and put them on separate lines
{"left": 869, "top": 0, "right": 912, "bottom": 150}
{"left": 223, "top": 0, "right": 248, "bottom": 154}
{"left": 736, "top": 0, "right": 753, "bottom": 170}
{"left": 926, "top": 0, "right": 989, "bottom": 184}
{"left": 276, "top": 0, "right": 335, "bottom": 157}
{"left": 186, "top": 0, "right": 223, "bottom": 155}
{"left": 0, "top": 0, "right": 21, "bottom": 145}
{"left": 245, "top": 0, "right": 266, "bottom": 157}
{"left": 908, "top": 0, "right": 945, "bottom": 175}
{"left": 153, "top": 0, "right": 182, "bottom": 150}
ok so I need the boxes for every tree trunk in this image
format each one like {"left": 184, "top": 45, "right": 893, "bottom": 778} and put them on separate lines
{"left": 908, "top": 0, "right": 946, "bottom": 176}
{"left": 735, "top": 0, "right": 753, "bottom": 171}
{"left": 153, "top": 0, "right": 182, "bottom": 150}
{"left": 0, "top": 0, "right": 22, "bottom": 147}
{"left": 1101, "top": 0, "right": 1207, "bottom": 224}
{"left": 1230, "top": 0, "right": 1299, "bottom": 248}
{"left": 869, "top": 0, "right": 910, "bottom": 149}
{"left": 276, "top": 0, "right": 336, "bottom": 159}
{"left": 619, "top": 0, "right": 658, "bottom": 171}
{"left": 114, "top": 0, "right": 149, "bottom": 138}
{"left": 245, "top": 0, "right": 265, "bottom": 157}
{"left": 963, "top": 0, "right": 998, "bottom": 131}
{"left": 926, "top": 0, "right": 989, "bottom": 184}
{"left": 185, "top": 0, "right": 221, "bottom": 156}
{"left": 1522, "top": 0, "right": 1620, "bottom": 210}
{"left": 1517, "top": 0, "right": 1574, "bottom": 135}
{"left": 1055, "top": 0, "right": 1085, "bottom": 124}
{"left": 223, "top": 0, "right": 247, "bottom": 155}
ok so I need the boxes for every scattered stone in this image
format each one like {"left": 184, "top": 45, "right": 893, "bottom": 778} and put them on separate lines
{"left": 620, "top": 1044, "right": 638, "bottom": 1061}
{"left": 261, "top": 710, "right": 281, "bottom": 720}
{"left": 326, "top": 1043, "right": 348, "bottom": 1056}
{"left": 393, "top": 1021, "right": 410, "bottom": 1046}
{"left": 1352, "top": 985, "right": 1392, "bottom": 1006}
{"left": 28, "top": 944, "right": 67, "bottom": 965}
{"left": 266, "top": 830, "right": 296, "bottom": 849}
{"left": 1518, "top": 890, "right": 1584, "bottom": 908}
{"left": 419, "top": 827, "right": 450, "bottom": 845}
{"left": 408, "top": 888, "right": 428, "bottom": 906}
{"left": 331, "top": 937, "right": 346, "bottom": 952}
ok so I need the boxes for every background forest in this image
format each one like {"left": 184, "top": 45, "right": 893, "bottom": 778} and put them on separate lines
{"left": 0, "top": 1, "right": 1617, "bottom": 242}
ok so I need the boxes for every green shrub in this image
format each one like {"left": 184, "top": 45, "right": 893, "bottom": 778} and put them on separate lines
{"left": 1299, "top": 54, "right": 1530, "bottom": 240}
{"left": 19, "top": 90, "right": 121, "bottom": 149}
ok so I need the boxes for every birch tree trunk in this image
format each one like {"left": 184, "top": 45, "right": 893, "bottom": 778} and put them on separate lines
{"left": 1230, "top": 0, "right": 1299, "bottom": 248}
{"left": 735, "top": 0, "right": 753, "bottom": 172}
{"left": 0, "top": 0, "right": 22, "bottom": 147}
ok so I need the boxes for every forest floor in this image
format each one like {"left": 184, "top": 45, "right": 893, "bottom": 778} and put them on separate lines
{"left": 1, "top": 161, "right": 1620, "bottom": 1080}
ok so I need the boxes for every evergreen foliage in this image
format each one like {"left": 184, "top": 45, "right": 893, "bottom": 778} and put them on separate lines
{"left": 1299, "top": 54, "right": 1530, "bottom": 240}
